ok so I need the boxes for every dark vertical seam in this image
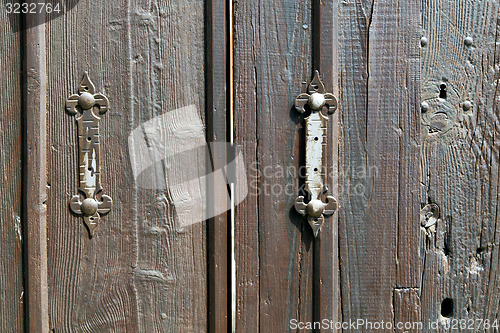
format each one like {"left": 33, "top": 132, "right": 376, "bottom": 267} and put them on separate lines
{"left": 20, "top": 10, "right": 28, "bottom": 333}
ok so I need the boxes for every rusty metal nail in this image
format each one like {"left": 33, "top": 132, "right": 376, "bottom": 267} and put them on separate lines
{"left": 421, "top": 101, "right": 429, "bottom": 112}
{"left": 307, "top": 200, "right": 325, "bottom": 218}
{"left": 308, "top": 92, "right": 326, "bottom": 110}
{"left": 81, "top": 198, "right": 98, "bottom": 216}
{"left": 462, "top": 100, "right": 472, "bottom": 111}
{"left": 78, "top": 92, "right": 96, "bottom": 110}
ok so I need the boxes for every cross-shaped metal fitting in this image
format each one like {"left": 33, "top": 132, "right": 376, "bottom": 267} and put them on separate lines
{"left": 294, "top": 70, "right": 338, "bottom": 237}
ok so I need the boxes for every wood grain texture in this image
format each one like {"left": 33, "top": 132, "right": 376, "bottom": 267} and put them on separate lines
{"left": 44, "top": 0, "right": 207, "bottom": 331}
{"left": 394, "top": 289, "right": 422, "bottom": 333}
{"left": 420, "top": 0, "right": 500, "bottom": 329}
{"left": 233, "top": 0, "right": 314, "bottom": 330}
{"left": 24, "top": 11, "right": 50, "bottom": 333}
{"left": 0, "top": 5, "right": 24, "bottom": 332}
{"left": 338, "top": 0, "right": 421, "bottom": 330}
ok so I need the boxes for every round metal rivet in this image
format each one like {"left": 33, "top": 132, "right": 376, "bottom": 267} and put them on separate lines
{"left": 462, "top": 100, "right": 472, "bottom": 111}
{"left": 307, "top": 199, "right": 325, "bottom": 218}
{"left": 421, "top": 101, "right": 429, "bottom": 112}
{"left": 81, "top": 198, "right": 98, "bottom": 215}
{"left": 78, "top": 92, "right": 95, "bottom": 110}
{"left": 420, "top": 37, "right": 428, "bottom": 47}
{"left": 464, "top": 37, "right": 473, "bottom": 46}
{"left": 308, "top": 92, "right": 326, "bottom": 110}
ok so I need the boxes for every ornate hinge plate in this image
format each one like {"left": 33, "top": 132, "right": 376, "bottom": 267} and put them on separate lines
{"left": 66, "top": 72, "right": 112, "bottom": 237}
{"left": 294, "top": 71, "right": 338, "bottom": 237}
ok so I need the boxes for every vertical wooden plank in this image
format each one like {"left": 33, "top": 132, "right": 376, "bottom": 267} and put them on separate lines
{"left": 420, "top": 0, "right": 500, "bottom": 327}
{"left": 233, "top": 0, "right": 314, "bottom": 330}
{"left": 44, "top": 0, "right": 207, "bottom": 331}
{"left": 337, "top": 0, "right": 372, "bottom": 323}
{"left": 313, "top": 0, "right": 342, "bottom": 330}
{"left": 24, "top": 10, "right": 49, "bottom": 333}
{"left": 206, "top": 0, "right": 228, "bottom": 331}
{"left": 45, "top": 3, "right": 137, "bottom": 331}
{"left": 0, "top": 4, "right": 24, "bottom": 332}
{"left": 338, "top": 0, "right": 421, "bottom": 330}
{"left": 129, "top": 1, "right": 207, "bottom": 331}
{"left": 395, "top": 1, "right": 422, "bottom": 289}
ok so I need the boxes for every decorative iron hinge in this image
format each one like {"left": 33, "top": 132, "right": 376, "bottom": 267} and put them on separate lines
{"left": 294, "top": 71, "right": 338, "bottom": 237}
{"left": 66, "top": 72, "right": 112, "bottom": 237}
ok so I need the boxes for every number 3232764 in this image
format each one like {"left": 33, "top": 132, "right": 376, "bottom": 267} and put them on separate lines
{"left": 6, "top": 2, "right": 61, "bottom": 14}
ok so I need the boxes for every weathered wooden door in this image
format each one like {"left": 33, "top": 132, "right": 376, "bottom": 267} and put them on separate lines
{"left": 1, "top": 0, "right": 499, "bottom": 332}
{"left": 234, "top": 0, "right": 499, "bottom": 330}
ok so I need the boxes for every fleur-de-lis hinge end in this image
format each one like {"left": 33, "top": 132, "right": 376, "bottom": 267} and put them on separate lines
{"left": 295, "top": 195, "right": 338, "bottom": 237}
{"left": 66, "top": 72, "right": 112, "bottom": 238}
{"left": 294, "top": 70, "right": 337, "bottom": 115}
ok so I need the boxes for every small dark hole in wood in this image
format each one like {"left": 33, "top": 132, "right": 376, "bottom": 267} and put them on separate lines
{"left": 84, "top": 86, "right": 89, "bottom": 91}
{"left": 87, "top": 137, "right": 91, "bottom": 141}
{"left": 312, "top": 84, "right": 318, "bottom": 90}
{"left": 314, "top": 168, "right": 318, "bottom": 172}
{"left": 314, "top": 137, "right": 319, "bottom": 141}
{"left": 441, "top": 298, "right": 453, "bottom": 318}
{"left": 443, "top": 241, "right": 451, "bottom": 256}
{"left": 439, "top": 83, "right": 447, "bottom": 99}
{"left": 88, "top": 167, "right": 92, "bottom": 171}
{"left": 476, "top": 247, "right": 485, "bottom": 254}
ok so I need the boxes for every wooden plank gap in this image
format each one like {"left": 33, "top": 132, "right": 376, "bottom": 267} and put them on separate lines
{"left": 206, "top": 0, "right": 229, "bottom": 331}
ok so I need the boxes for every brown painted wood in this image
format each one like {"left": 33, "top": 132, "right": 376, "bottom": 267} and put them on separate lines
{"left": 42, "top": 1, "right": 208, "bottom": 331}
{"left": 206, "top": 0, "right": 229, "bottom": 331}
{"left": 24, "top": 11, "right": 50, "bottom": 333}
{"left": 13, "top": 0, "right": 499, "bottom": 331}
{"left": 313, "top": 0, "right": 342, "bottom": 330}
{"left": 233, "top": 0, "right": 314, "bottom": 331}
{"left": 420, "top": 0, "right": 500, "bottom": 328}
{"left": 338, "top": 0, "right": 421, "bottom": 331}
{"left": 0, "top": 5, "right": 24, "bottom": 332}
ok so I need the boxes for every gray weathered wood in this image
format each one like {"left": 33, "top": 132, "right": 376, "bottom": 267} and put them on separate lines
{"left": 0, "top": 5, "right": 24, "bottom": 332}
{"left": 420, "top": 0, "right": 500, "bottom": 329}
{"left": 338, "top": 0, "right": 421, "bottom": 330}
{"left": 43, "top": 1, "right": 207, "bottom": 331}
{"left": 233, "top": 0, "right": 314, "bottom": 330}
